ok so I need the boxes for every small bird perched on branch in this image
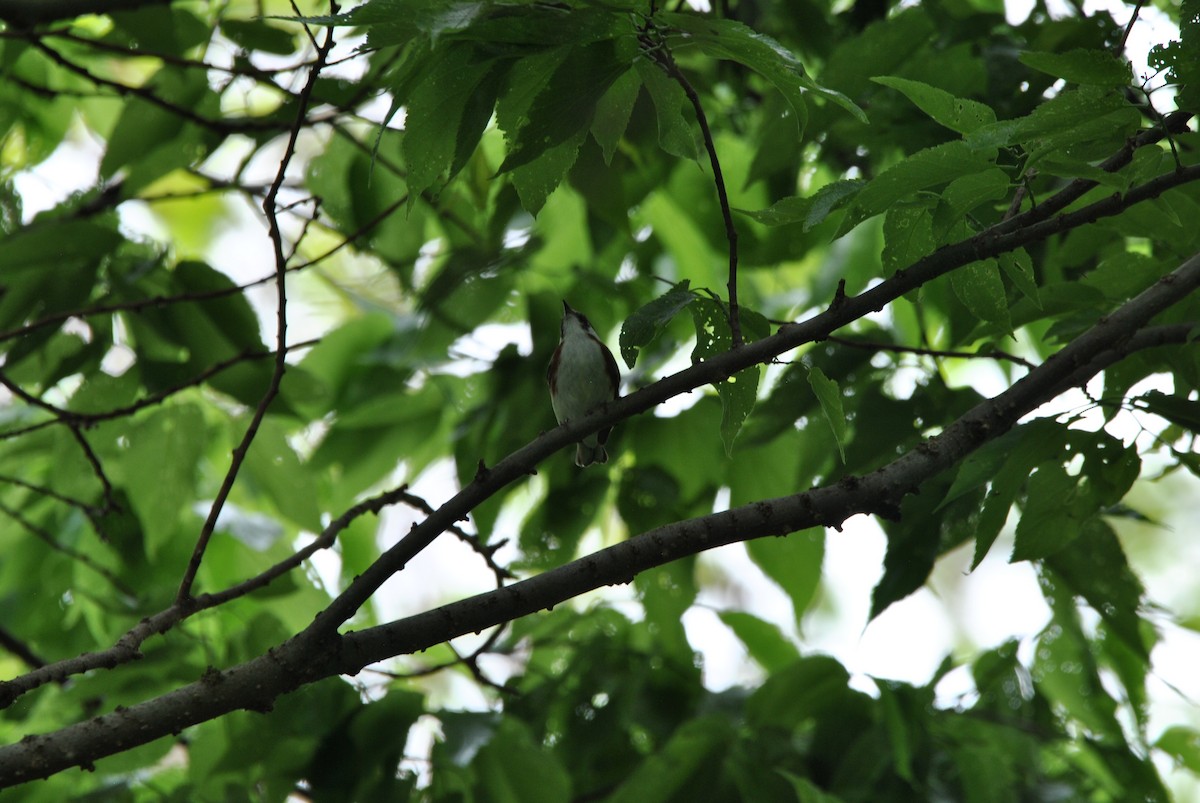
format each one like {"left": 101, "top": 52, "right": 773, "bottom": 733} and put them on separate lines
{"left": 547, "top": 301, "right": 620, "bottom": 466}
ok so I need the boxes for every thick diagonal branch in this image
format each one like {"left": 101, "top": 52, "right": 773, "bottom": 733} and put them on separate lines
{"left": 2, "top": 250, "right": 1196, "bottom": 788}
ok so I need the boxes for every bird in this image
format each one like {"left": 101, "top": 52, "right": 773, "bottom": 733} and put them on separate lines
{"left": 547, "top": 300, "right": 620, "bottom": 466}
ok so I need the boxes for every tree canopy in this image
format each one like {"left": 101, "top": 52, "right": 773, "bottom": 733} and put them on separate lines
{"left": 1, "top": 0, "right": 1200, "bottom": 799}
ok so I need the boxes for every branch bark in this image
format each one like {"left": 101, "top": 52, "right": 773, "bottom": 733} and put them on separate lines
{"left": 2, "top": 250, "right": 1196, "bottom": 788}
{"left": 0, "top": 0, "right": 173, "bottom": 26}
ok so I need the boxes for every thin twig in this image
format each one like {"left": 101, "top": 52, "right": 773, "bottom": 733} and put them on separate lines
{"left": 176, "top": 13, "right": 338, "bottom": 604}
{"left": 396, "top": 489, "right": 513, "bottom": 585}
{"left": 640, "top": 27, "right": 742, "bottom": 348}
{"left": 0, "top": 480, "right": 411, "bottom": 710}
{"left": 0, "top": 501, "right": 135, "bottom": 598}
{"left": 0, "top": 626, "right": 47, "bottom": 670}
{"left": 1117, "top": 0, "right": 1145, "bottom": 55}
{"left": 823, "top": 334, "right": 1036, "bottom": 370}
{"left": 24, "top": 36, "right": 286, "bottom": 134}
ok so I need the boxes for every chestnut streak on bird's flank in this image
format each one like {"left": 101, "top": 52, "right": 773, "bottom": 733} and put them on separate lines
{"left": 547, "top": 301, "right": 620, "bottom": 466}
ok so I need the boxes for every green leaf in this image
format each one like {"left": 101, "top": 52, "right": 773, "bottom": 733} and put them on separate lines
{"left": 778, "top": 771, "right": 848, "bottom": 803}
{"left": 807, "top": 366, "right": 846, "bottom": 462}
{"left": 1032, "top": 590, "right": 1123, "bottom": 741}
{"left": 998, "top": 249, "right": 1040, "bottom": 308}
{"left": 690, "top": 300, "right": 768, "bottom": 453}
{"left": 120, "top": 404, "right": 205, "bottom": 559}
{"left": 934, "top": 168, "right": 1011, "bottom": 237}
{"left": 854, "top": 140, "right": 997, "bottom": 219}
{"left": 746, "top": 655, "right": 853, "bottom": 728}
{"left": 1133, "top": 390, "right": 1200, "bottom": 432}
{"left": 1046, "top": 519, "right": 1146, "bottom": 658}
{"left": 882, "top": 205, "right": 934, "bottom": 275}
{"left": 950, "top": 259, "right": 1011, "bottom": 333}
{"left": 738, "top": 180, "right": 864, "bottom": 229}
{"left": 402, "top": 43, "right": 504, "bottom": 199}
{"left": 806, "top": 180, "right": 866, "bottom": 229}
{"left": 1149, "top": 2, "right": 1200, "bottom": 113}
{"left": 498, "top": 39, "right": 631, "bottom": 174}
{"left": 1019, "top": 49, "right": 1131, "bottom": 88}
{"left": 872, "top": 474, "right": 977, "bottom": 619}
{"left": 634, "top": 59, "right": 698, "bottom": 160}
{"left": 637, "top": 560, "right": 697, "bottom": 662}
{"left": 966, "top": 86, "right": 1127, "bottom": 152}
{"left": 243, "top": 418, "right": 323, "bottom": 532}
{"left": 745, "top": 529, "right": 825, "bottom": 627}
{"left": 99, "top": 70, "right": 213, "bottom": 186}
{"left": 591, "top": 67, "right": 641, "bottom": 164}
{"left": 661, "top": 13, "right": 865, "bottom": 122}
{"left": 1011, "top": 463, "right": 1088, "bottom": 562}
{"left": 1081, "top": 252, "right": 1166, "bottom": 302}
{"left": 511, "top": 129, "right": 587, "bottom": 215}
{"left": 608, "top": 715, "right": 734, "bottom": 803}
{"left": 220, "top": 19, "right": 297, "bottom": 55}
{"left": 872, "top": 76, "right": 997, "bottom": 134}
{"left": 1155, "top": 727, "right": 1200, "bottom": 774}
{"left": 471, "top": 718, "right": 571, "bottom": 803}
{"left": 619, "top": 280, "right": 699, "bottom": 368}
{"left": 718, "top": 611, "right": 802, "bottom": 672}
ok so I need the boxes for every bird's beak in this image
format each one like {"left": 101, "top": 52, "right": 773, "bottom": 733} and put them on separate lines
{"left": 562, "top": 300, "right": 574, "bottom": 315}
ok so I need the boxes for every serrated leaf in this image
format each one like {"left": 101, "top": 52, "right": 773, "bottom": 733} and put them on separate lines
{"left": 806, "top": 180, "right": 866, "bottom": 229}
{"left": 498, "top": 39, "right": 630, "bottom": 174}
{"left": 935, "top": 168, "right": 1011, "bottom": 237}
{"left": 855, "top": 140, "right": 997, "bottom": 219}
{"left": 882, "top": 205, "right": 934, "bottom": 275}
{"left": 998, "top": 249, "right": 1040, "bottom": 308}
{"left": 738, "top": 195, "right": 814, "bottom": 227}
{"left": 511, "top": 129, "right": 586, "bottom": 215}
{"left": 738, "top": 179, "right": 863, "bottom": 230}
{"left": 950, "top": 259, "right": 1011, "bottom": 332}
{"left": 1046, "top": 519, "right": 1146, "bottom": 658}
{"left": 1134, "top": 390, "right": 1200, "bottom": 432}
{"left": 661, "top": 12, "right": 865, "bottom": 122}
{"left": 402, "top": 43, "right": 502, "bottom": 200}
{"left": 591, "top": 67, "right": 641, "bottom": 164}
{"left": 689, "top": 298, "right": 766, "bottom": 453}
{"left": 1019, "top": 49, "right": 1131, "bottom": 88}
{"left": 99, "top": 70, "right": 212, "bottom": 184}
{"left": 122, "top": 404, "right": 205, "bottom": 558}
{"left": 1011, "top": 463, "right": 1087, "bottom": 561}
{"left": 807, "top": 366, "right": 846, "bottom": 462}
{"left": 965, "top": 86, "right": 1126, "bottom": 151}
{"left": 872, "top": 76, "right": 997, "bottom": 134}
{"left": 635, "top": 60, "right": 698, "bottom": 160}
{"left": 619, "top": 280, "right": 698, "bottom": 368}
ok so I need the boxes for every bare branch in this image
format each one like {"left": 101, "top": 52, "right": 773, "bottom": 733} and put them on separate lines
{"left": 640, "top": 25, "right": 742, "bottom": 348}
{"left": 3, "top": 249, "right": 1196, "bottom": 787}
{"left": 0, "top": 0, "right": 172, "bottom": 26}
{"left": 823, "top": 334, "right": 1037, "bottom": 370}
{"left": 0, "top": 482, "right": 410, "bottom": 709}
{"left": 175, "top": 17, "right": 338, "bottom": 604}
{"left": 305, "top": 160, "right": 1200, "bottom": 639}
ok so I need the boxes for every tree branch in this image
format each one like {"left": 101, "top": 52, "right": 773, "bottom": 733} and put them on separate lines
{"left": 304, "top": 160, "right": 1200, "bottom": 640}
{"left": 0, "top": 483, "right": 410, "bottom": 709}
{"left": 3, "top": 249, "right": 1195, "bottom": 788}
{"left": 175, "top": 16, "right": 336, "bottom": 603}
{"left": 641, "top": 26, "right": 743, "bottom": 348}
{"left": 0, "top": 0, "right": 172, "bottom": 26}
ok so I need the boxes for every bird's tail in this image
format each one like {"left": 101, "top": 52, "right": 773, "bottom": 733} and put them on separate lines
{"left": 575, "top": 443, "right": 608, "bottom": 467}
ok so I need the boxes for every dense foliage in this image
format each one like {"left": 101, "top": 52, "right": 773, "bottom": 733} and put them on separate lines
{"left": 1, "top": 0, "right": 1199, "bottom": 799}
